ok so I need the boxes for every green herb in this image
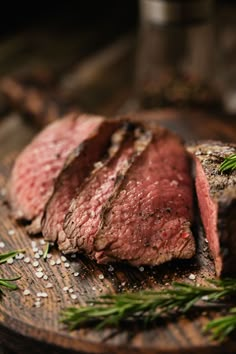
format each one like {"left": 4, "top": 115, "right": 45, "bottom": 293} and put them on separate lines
{"left": 43, "top": 242, "right": 50, "bottom": 260}
{"left": 0, "top": 249, "right": 25, "bottom": 264}
{"left": 0, "top": 250, "right": 23, "bottom": 298}
{"left": 204, "top": 307, "right": 236, "bottom": 341}
{"left": 61, "top": 278, "right": 236, "bottom": 334}
{"left": 219, "top": 154, "right": 236, "bottom": 173}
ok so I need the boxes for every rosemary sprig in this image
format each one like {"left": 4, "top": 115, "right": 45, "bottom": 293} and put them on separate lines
{"left": 0, "top": 250, "right": 23, "bottom": 297}
{"left": 61, "top": 279, "right": 236, "bottom": 331}
{"left": 219, "top": 154, "right": 236, "bottom": 173}
{"left": 204, "top": 307, "right": 236, "bottom": 341}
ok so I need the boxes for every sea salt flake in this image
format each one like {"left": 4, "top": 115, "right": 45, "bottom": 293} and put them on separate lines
{"left": 36, "top": 267, "right": 43, "bottom": 272}
{"left": 33, "top": 261, "right": 39, "bottom": 267}
{"left": 37, "top": 292, "right": 48, "bottom": 298}
{"left": 8, "top": 229, "right": 15, "bottom": 236}
{"left": 46, "top": 253, "right": 52, "bottom": 259}
{"left": 24, "top": 257, "right": 31, "bottom": 263}
{"left": 61, "top": 256, "right": 67, "bottom": 262}
{"left": 0, "top": 242, "right": 5, "bottom": 248}
{"left": 40, "top": 239, "right": 46, "bottom": 245}
{"left": 188, "top": 273, "right": 196, "bottom": 280}
{"left": 64, "top": 262, "right": 70, "bottom": 268}
{"left": 45, "top": 282, "right": 53, "bottom": 289}
{"left": 32, "top": 247, "right": 39, "bottom": 253}
{"left": 43, "top": 275, "right": 48, "bottom": 280}
{"left": 38, "top": 250, "right": 43, "bottom": 256}
{"left": 34, "top": 253, "right": 40, "bottom": 259}
{"left": 35, "top": 271, "right": 44, "bottom": 279}
{"left": 7, "top": 258, "right": 14, "bottom": 264}
{"left": 16, "top": 253, "right": 24, "bottom": 259}
{"left": 98, "top": 274, "right": 104, "bottom": 280}
{"left": 70, "top": 294, "right": 77, "bottom": 300}
{"left": 23, "top": 289, "right": 31, "bottom": 296}
{"left": 63, "top": 286, "right": 69, "bottom": 292}
{"left": 69, "top": 288, "right": 74, "bottom": 293}
{"left": 56, "top": 259, "right": 61, "bottom": 265}
{"left": 50, "top": 260, "right": 56, "bottom": 266}
{"left": 31, "top": 241, "right": 37, "bottom": 248}
{"left": 73, "top": 272, "right": 79, "bottom": 277}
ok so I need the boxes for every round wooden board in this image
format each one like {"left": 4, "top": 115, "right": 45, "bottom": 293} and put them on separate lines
{"left": 0, "top": 111, "right": 236, "bottom": 354}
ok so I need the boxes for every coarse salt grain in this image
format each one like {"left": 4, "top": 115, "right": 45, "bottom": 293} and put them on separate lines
{"left": 188, "top": 274, "right": 196, "bottom": 280}
{"left": 24, "top": 257, "right": 31, "bottom": 263}
{"left": 70, "top": 294, "right": 77, "bottom": 300}
{"left": 74, "top": 272, "right": 79, "bottom": 277}
{"left": 0, "top": 242, "right": 5, "bottom": 248}
{"left": 7, "top": 258, "right": 14, "bottom": 264}
{"left": 63, "top": 286, "right": 69, "bottom": 292}
{"left": 32, "top": 247, "right": 39, "bottom": 253}
{"left": 23, "top": 289, "right": 31, "bottom": 296}
{"left": 38, "top": 250, "right": 43, "bottom": 256}
{"left": 56, "top": 259, "right": 61, "bottom": 265}
{"left": 35, "top": 302, "right": 41, "bottom": 308}
{"left": 50, "top": 260, "right": 56, "bottom": 266}
{"left": 31, "top": 241, "right": 37, "bottom": 248}
{"left": 45, "top": 282, "right": 53, "bottom": 289}
{"left": 8, "top": 229, "right": 15, "bottom": 236}
{"left": 37, "top": 292, "right": 48, "bottom": 298}
{"left": 69, "top": 288, "right": 74, "bottom": 293}
{"left": 40, "top": 239, "right": 46, "bottom": 245}
{"left": 43, "top": 275, "right": 48, "bottom": 280}
{"left": 35, "top": 271, "right": 44, "bottom": 279}
{"left": 34, "top": 253, "right": 40, "bottom": 259}
{"left": 92, "top": 286, "right": 96, "bottom": 291}
{"left": 16, "top": 253, "right": 24, "bottom": 260}
{"left": 139, "top": 266, "right": 145, "bottom": 272}
{"left": 33, "top": 261, "right": 39, "bottom": 267}
{"left": 64, "top": 263, "right": 70, "bottom": 268}
{"left": 46, "top": 254, "right": 52, "bottom": 259}
{"left": 36, "top": 267, "right": 43, "bottom": 272}
{"left": 61, "top": 256, "right": 67, "bottom": 262}
{"left": 98, "top": 274, "right": 104, "bottom": 280}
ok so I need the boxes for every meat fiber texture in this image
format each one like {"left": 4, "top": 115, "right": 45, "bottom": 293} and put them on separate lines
{"left": 188, "top": 142, "right": 236, "bottom": 276}
{"left": 94, "top": 128, "right": 195, "bottom": 266}
{"left": 42, "top": 120, "right": 128, "bottom": 245}
{"left": 8, "top": 113, "right": 105, "bottom": 234}
{"left": 62, "top": 127, "right": 151, "bottom": 256}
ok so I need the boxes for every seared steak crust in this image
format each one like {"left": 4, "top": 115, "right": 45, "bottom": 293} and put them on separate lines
{"left": 95, "top": 128, "right": 195, "bottom": 266}
{"left": 188, "top": 142, "right": 236, "bottom": 276}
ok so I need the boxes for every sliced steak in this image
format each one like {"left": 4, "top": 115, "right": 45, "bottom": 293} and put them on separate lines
{"left": 8, "top": 113, "right": 105, "bottom": 233}
{"left": 95, "top": 128, "right": 195, "bottom": 266}
{"left": 62, "top": 127, "right": 151, "bottom": 255}
{"left": 42, "top": 120, "right": 131, "bottom": 245}
{"left": 188, "top": 142, "right": 236, "bottom": 276}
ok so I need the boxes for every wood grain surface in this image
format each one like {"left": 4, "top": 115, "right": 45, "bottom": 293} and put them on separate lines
{"left": 0, "top": 110, "right": 236, "bottom": 354}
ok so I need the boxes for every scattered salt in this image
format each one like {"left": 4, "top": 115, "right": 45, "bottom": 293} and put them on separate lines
{"left": 64, "top": 263, "right": 70, "bottom": 268}
{"left": 43, "top": 275, "right": 48, "bottom": 281}
{"left": 188, "top": 273, "right": 196, "bottom": 280}
{"left": 35, "top": 302, "right": 41, "bottom": 308}
{"left": 36, "top": 267, "right": 43, "bottom": 272}
{"left": 39, "top": 239, "right": 46, "bottom": 245}
{"left": 46, "top": 254, "right": 52, "bottom": 259}
{"left": 202, "top": 295, "right": 209, "bottom": 301}
{"left": 7, "top": 258, "right": 14, "bottom": 264}
{"left": 63, "top": 286, "right": 69, "bottom": 292}
{"left": 16, "top": 253, "right": 24, "bottom": 260}
{"left": 31, "top": 241, "right": 37, "bottom": 248}
{"left": 38, "top": 250, "right": 43, "bottom": 256}
{"left": 73, "top": 272, "right": 79, "bottom": 277}
{"left": 70, "top": 294, "right": 77, "bottom": 300}
{"left": 139, "top": 266, "right": 145, "bottom": 272}
{"left": 98, "top": 274, "right": 104, "bottom": 280}
{"left": 50, "top": 260, "right": 56, "bottom": 266}
{"left": 24, "top": 257, "right": 31, "bottom": 264}
{"left": 35, "top": 271, "right": 44, "bottom": 279}
{"left": 37, "top": 292, "right": 48, "bottom": 298}
{"left": 23, "top": 289, "right": 31, "bottom": 296}
{"left": 8, "top": 229, "right": 15, "bottom": 236}
{"left": 32, "top": 247, "right": 39, "bottom": 253}
{"left": 56, "top": 259, "right": 61, "bottom": 265}
{"left": 0, "top": 242, "right": 5, "bottom": 248}
{"left": 34, "top": 253, "right": 40, "bottom": 259}
{"left": 61, "top": 256, "right": 67, "bottom": 262}
{"left": 92, "top": 286, "right": 96, "bottom": 291}
{"left": 69, "top": 288, "right": 74, "bottom": 293}
{"left": 33, "top": 261, "right": 39, "bottom": 268}
{"left": 205, "top": 238, "right": 209, "bottom": 244}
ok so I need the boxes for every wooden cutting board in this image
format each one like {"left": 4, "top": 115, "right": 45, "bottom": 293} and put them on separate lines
{"left": 0, "top": 110, "right": 236, "bottom": 354}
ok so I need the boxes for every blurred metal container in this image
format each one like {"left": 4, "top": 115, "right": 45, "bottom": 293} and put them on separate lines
{"left": 135, "top": 0, "right": 221, "bottom": 111}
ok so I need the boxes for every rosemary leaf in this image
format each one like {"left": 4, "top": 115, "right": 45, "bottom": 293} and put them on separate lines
{"left": 0, "top": 249, "right": 25, "bottom": 264}
{"left": 219, "top": 154, "right": 236, "bottom": 173}
{"left": 61, "top": 279, "right": 236, "bottom": 331}
{"left": 204, "top": 307, "right": 236, "bottom": 341}
{"left": 43, "top": 242, "right": 50, "bottom": 260}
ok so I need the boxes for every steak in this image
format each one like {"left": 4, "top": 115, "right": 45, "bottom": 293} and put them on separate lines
{"left": 95, "top": 128, "right": 195, "bottom": 266}
{"left": 188, "top": 142, "right": 236, "bottom": 276}
{"left": 8, "top": 113, "right": 105, "bottom": 233}
{"left": 62, "top": 127, "right": 151, "bottom": 256}
{"left": 42, "top": 120, "right": 131, "bottom": 245}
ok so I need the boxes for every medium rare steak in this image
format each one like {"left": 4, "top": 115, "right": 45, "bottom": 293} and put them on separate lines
{"left": 188, "top": 142, "right": 236, "bottom": 276}
{"left": 62, "top": 127, "right": 151, "bottom": 255}
{"left": 42, "top": 120, "right": 131, "bottom": 245}
{"left": 95, "top": 128, "right": 195, "bottom": 266}
{"left": 8, "top": 113, "right": 105, "bottom": 233}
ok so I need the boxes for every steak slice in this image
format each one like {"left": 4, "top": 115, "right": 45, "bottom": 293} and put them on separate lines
{"left": 188, "top": 142, "right": 236, "bottom": 276}
{"left": 42, "top": 120, "right": 131, "bottom": 245}
{"left": 95, "top": 128, "right": 195, "bottom": 266}
{"left": 8, "top": 113, "right": 105, "bottom": 233}
{"left": 62, "top": 126, "right": 151, "bottom": 255}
